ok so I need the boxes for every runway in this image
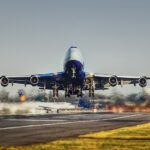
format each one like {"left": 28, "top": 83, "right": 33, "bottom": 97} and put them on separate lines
{"left": 0, "top": 112, "right": 150, "bottom": 146}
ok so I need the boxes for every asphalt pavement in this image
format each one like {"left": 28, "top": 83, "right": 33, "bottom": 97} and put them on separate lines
{"left": 0, "top": 112, "right": 150, "bottom": 146}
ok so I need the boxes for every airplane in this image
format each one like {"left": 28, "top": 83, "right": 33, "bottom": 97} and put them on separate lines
{"left": 0, "top": 46, "right": 149, "bottom": 98}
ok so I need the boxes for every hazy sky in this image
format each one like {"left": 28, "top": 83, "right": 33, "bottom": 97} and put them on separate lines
{"left": 0, "top": 0, "right": 150, "bottom": 95}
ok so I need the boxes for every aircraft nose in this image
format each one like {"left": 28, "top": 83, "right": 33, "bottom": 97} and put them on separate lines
{"left": 68, "top": 46, "right": 78, "bottom": 54}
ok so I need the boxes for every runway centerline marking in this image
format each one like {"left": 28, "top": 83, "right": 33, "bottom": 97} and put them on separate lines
{"left": 0, "top": 114, "right": 142, "bottom": 131}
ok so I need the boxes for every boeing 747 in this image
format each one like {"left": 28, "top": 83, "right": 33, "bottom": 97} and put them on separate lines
{"left": 0, "top": 46, "right": 149, "bottom": 97}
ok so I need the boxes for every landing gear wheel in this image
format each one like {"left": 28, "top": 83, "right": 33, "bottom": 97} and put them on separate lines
{"left": 88, "top": 79, "right": 95, "bottom": 98}
{"left": 76, "top": 86, "right": 83, "bottom": 97}
{"left": 77, "top": 90, "right": 83, "bottom": 97}
{"left": 52, "top": 83, "right": 59, "bottom": 98}
{"left": 65, "top": 88, "right": 70, "bottom": 97}
{"left": 65, "top": 93, "right": 70, "bottom": 97}
{"left": 65, "top": 94, "right": 70, "bottom": 97}
{"left": 89, "top": 88, "right": 95, "bottom": 97}
{"left": 92, "top": 92, "right": 94, "bottom": 97}
{"left": 53, "top": 89, "right": 59, "bottom": 98}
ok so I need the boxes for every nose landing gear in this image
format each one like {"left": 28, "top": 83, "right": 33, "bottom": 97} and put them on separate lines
{"left": 52, "top": 83, "right": 59, "bottom": 98}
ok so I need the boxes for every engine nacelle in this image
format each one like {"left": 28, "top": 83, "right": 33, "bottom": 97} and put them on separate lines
{"left": 30, "top": 75, "right": 39, "bottom": 86}
{"left": 139, "top": 76, "right": 147, "bottom": 87}
{"left": 109, "top": 75, "right": 118, "bottom": 87}
{"left": 1, "top": 76, "right": 9, "bottom": 87}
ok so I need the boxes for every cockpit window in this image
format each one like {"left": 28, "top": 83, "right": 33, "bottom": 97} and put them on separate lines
{"left": 70, "top": 46, "right": 77, "bottom": 49}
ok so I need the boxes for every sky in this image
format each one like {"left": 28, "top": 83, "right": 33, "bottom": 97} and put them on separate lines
{"left": 0, "top": 0, "right": 150, "bottom": 96}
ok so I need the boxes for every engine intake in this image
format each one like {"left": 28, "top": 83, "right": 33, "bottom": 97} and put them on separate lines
{"left": 109, "top": 75, "right": 118, "bottom": 87}
{"left": 139, "top": 77, "right": 147, "bottom": 87}
{"left": 1, "top": 76, "right": 9, "bottom": 87}
{"left": 30, "top": 75, "right": 39, "bottom": 86}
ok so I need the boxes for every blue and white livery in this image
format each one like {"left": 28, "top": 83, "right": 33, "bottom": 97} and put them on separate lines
{"left": 0, "top": 46, "right": 150, "bottom": 97}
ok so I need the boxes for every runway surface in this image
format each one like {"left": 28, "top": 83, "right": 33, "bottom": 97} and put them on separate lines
{"left": 1, "top": 112, "right": 150, "bottom": 146}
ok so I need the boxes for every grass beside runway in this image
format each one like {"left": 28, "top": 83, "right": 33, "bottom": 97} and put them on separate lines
{"left": 1, "top": 123, "right": 150, "bottom": 150}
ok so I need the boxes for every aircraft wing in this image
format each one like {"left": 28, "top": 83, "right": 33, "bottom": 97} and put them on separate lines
{"left": 0, "top": 72, "right": 65, "bottom": 90}
{"left": 1, "top": 71, "right": 150, "bottom": 92}
{"left": 86, "top": 73, "right": 150, "bottom": 90}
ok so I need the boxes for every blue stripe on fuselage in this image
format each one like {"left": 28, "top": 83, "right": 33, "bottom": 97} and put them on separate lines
{"left": 64, "top": 60, "right": 85, "bottom": 82}
{"left": 65, "top": 60, "right": 83, "bottom": 71}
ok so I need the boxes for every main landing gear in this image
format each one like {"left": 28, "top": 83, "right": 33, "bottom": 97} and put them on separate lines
{"left": 52, "top": 83, "right": 59, "bottom": 98}
{"left": 65, "top": 86, "right": 83, "bottom": 97}
{"left": 88, "top": 79, "right": 95, "bottom": 97}
{"left": 65, "top": 87, "right": 70, "bottom": 97}
{"left": 77, "top": 87, "right": 83, "bottom": 97}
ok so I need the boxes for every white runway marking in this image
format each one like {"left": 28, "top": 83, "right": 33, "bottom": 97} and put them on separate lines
{"left": 55, "top": 114, "right": 89, "bottom": 118}
{"left": 102, "top": 114, "right": 142, "bottom": 121}
{"left": 0, "top": 114, "right": 142, "bottom": 131}
{"left": 5, "top": 119, "right": 66, "bottom": 122}
{"left": 0, "top": 120, "right": 99, "bottom": 130}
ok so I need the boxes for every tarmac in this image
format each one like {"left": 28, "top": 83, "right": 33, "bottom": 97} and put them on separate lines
{"left": 0, "top": 112, "right": 150, "bottom": 146}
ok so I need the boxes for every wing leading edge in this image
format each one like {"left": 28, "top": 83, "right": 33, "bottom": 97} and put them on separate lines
{"left": 0, "top": 72, "right": 65, "bottom": 90}
{"left": 88, "top": 73, "right": 150, "bottom": 90}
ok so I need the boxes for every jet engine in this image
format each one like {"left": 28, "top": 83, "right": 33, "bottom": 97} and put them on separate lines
{"left": 139, "top": 76, "right": 147, "bottom": 87}
{"left": 1, "top": 76, "right": 9, "bottom": 87}
{"left": 109, "top": 75, "right": 118, "bottom": 86}
{"left": 30, "top": 75, "right": 39, "bottom": 86}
